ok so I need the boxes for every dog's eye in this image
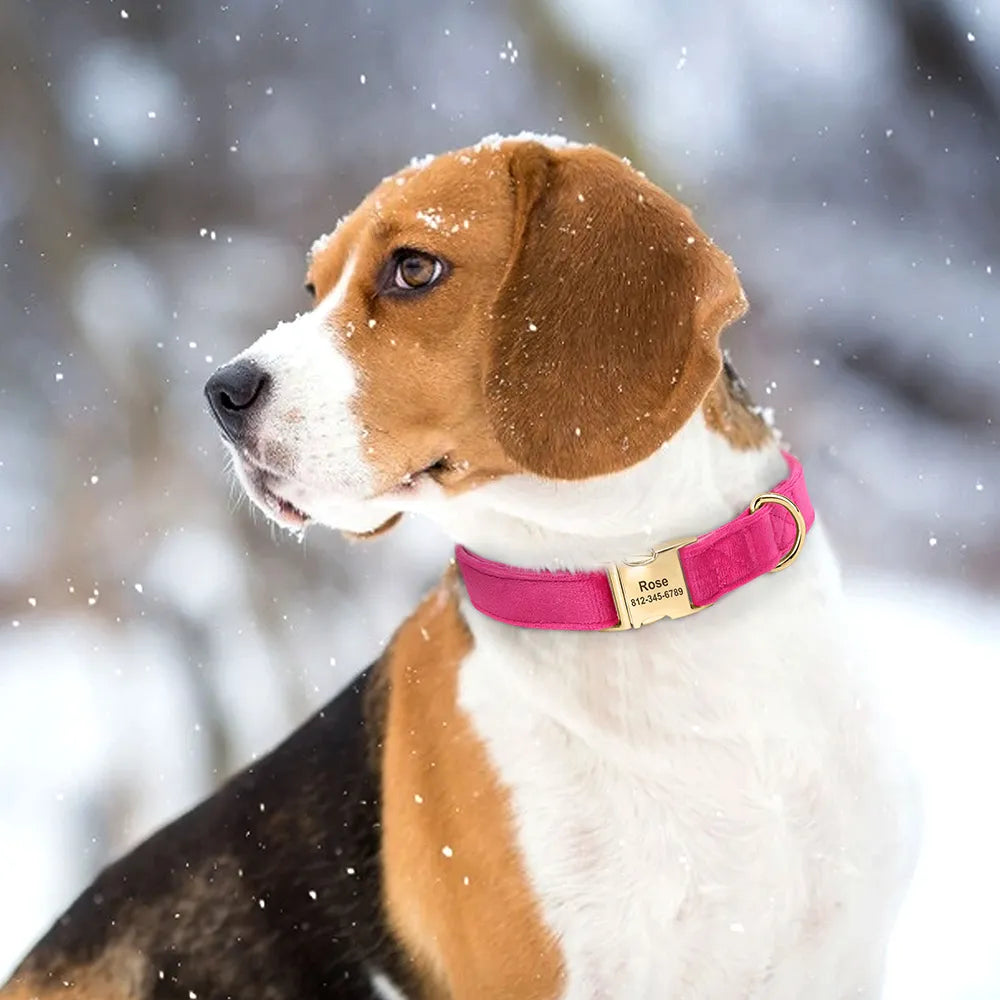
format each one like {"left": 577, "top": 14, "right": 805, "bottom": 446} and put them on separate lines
{"left": 304, "top": 281, "right": 316, "bottom": 298}
{"left": 393, "top": 252, "right": 443, "bottom": 291}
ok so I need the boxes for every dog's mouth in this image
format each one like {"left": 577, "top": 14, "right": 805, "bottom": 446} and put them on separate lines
{"left": 232, "top": 447, "right": 312, "bottom": 529}
{"left": 230, "top": 443, "right": 452, "bottom": 530}
{"left": 259, "top": 480, "right": 310, "bottom": 528}
{"left": 388, "top": 455, "right": 452, "bottom": 495}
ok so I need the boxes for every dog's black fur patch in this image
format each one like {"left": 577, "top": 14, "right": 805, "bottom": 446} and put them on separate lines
{"left": 8, "top": 664, "right": 412, "bottom": 999}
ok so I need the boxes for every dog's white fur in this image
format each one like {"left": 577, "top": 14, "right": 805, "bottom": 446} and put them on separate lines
{"left": 453, "top": 422, "right": 916, "bottom": 999}
{"left": 230, "top": 248, "right": 397, "bottom": 535}
{"left": 227, "top": 171, "right": 917, "bottom": 1000}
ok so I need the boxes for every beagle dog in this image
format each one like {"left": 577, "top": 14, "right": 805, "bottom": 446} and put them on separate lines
{"left": 2, "top": 135, "right": 915, "bottom": 1000}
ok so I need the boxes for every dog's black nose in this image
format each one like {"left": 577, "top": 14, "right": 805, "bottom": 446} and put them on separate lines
{"left": 204, "top": 361, "right": 270, "bottom": 443}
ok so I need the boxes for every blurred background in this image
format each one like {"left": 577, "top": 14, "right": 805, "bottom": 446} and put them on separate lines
{"left": 0, "top": 0, "right": 997, "bottom": 995}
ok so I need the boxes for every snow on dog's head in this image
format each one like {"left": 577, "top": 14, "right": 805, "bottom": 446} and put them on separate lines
{"left": 204, "top": 136, "right": 746, "bottom": 537}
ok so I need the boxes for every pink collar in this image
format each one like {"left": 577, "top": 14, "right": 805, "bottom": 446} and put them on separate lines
{"left": 455, "top": 452, "right": 814, "bottom": 631}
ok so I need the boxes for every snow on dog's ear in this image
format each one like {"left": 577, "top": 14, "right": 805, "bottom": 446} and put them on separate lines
{"left": 485, "top": 142, "right": 747, "bottom": 480}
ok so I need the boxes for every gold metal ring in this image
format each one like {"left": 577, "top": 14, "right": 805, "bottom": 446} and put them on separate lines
{"left": 749, "top": 493, "right": 806, "bottom": 572}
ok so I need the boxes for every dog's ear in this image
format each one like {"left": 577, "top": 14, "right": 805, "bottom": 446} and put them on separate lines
{"left": 485, "top": 142, "right": 746, "bottom": 479}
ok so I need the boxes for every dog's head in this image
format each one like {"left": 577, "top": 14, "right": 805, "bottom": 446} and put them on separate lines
{"left": 205, "top": 136, "right": 747, "bottom": 537}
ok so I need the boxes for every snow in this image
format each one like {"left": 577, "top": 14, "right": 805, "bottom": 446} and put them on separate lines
{"left": 67, "top": 41, "right": 188, "bottom": 167}
{"left": 498, "top": 41, "right": 519, "bottom": 64}
{"left": 309, "top": 215, "right": 349, "bottom": 259}
{"left": 416, "top": 208, "right": 444, "bottom": 230}
{"left": 858, "top": 577, "right": 1000, "bottom": 1000}
{"left": 408, "top": 152, "right": 437, "bottom": 170}
{"left": 402, "top": 133, "right": 584, "bottom": 178}
{"left": 1, "top": 575, "right": 998, "bottom": 996}
{"left": 473, "top": 130, "right": 583, "bottom": 152}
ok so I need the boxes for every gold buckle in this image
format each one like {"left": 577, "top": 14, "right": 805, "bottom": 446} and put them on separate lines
{"left": 604, "top": 536, "right": 706, "bottom": 631}
{"left": 749, "top": 493, "right": 806, "bottom": 572}
{"left": 603, "top": 492, "right": 806, "bottom": 630}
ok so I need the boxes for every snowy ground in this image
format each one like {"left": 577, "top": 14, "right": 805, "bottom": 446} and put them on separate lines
{"left": 1, "top": 574, "right": 998, "bottom": 997}
{"left": 861, "top": 579, "right": 1000, "bottom": 1000}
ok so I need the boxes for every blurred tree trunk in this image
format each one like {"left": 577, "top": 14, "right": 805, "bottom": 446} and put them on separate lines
{"left": 511, "top": 0, "right": 645, "bottom": 168}
{"left": 891, "top": 0, "right": 1000, "bottom": 129}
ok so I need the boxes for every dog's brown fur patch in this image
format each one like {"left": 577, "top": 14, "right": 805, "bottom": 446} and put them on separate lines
{"left": 1, "top": 941, "right": 144, "bottom": 999}
{"left": 381, "top": 570, "right": 565, "bottom": 999}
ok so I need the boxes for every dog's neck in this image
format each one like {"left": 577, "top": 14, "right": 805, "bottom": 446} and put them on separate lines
{"left": 421, "top": 412, "right": 788, "bottom": 570}
{"left": 435, "top": 411, "right": 833, "bottom": 767}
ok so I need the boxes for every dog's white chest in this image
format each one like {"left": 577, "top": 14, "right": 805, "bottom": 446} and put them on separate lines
{"left": 457, "top": 559, "right": 913, "bottom": 1000}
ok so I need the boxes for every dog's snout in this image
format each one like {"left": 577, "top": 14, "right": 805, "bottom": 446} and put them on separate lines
{"left": 204, "top": 360, "right": 270, "bottom": 443}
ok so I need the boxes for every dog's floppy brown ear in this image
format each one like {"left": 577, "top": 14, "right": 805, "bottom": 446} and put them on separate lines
{"left": 485, "top": 142, "right": 747, "bottom": 479}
